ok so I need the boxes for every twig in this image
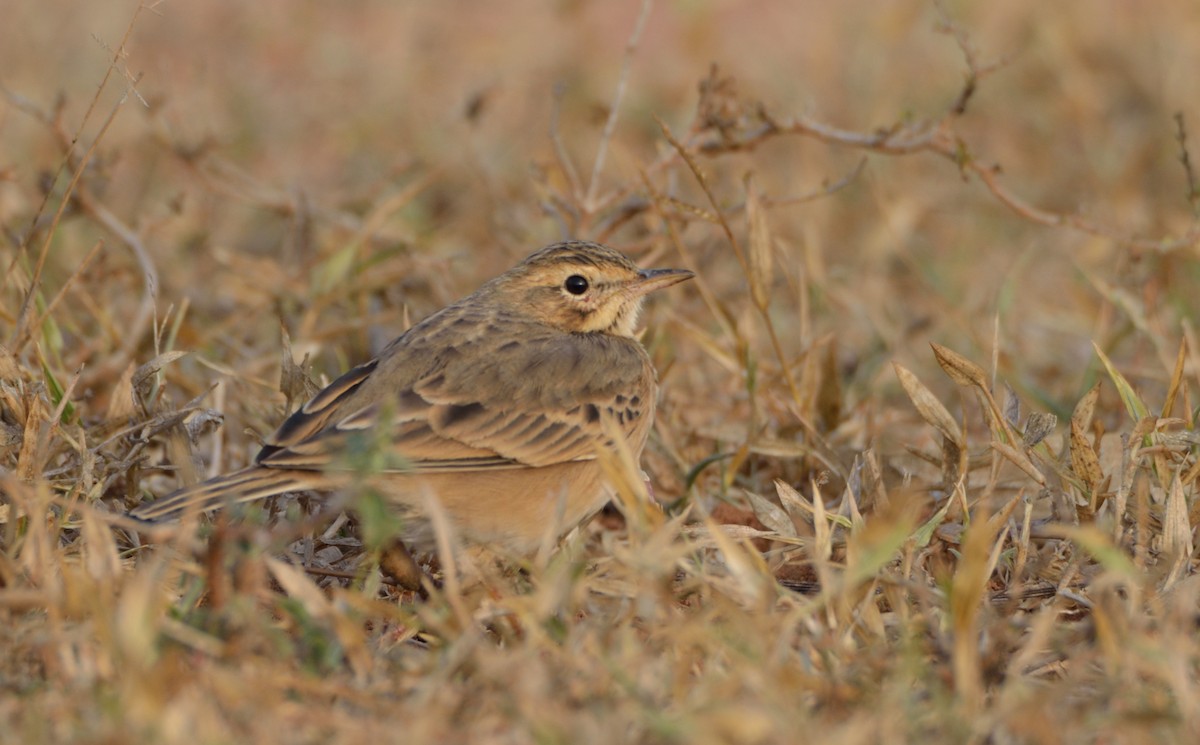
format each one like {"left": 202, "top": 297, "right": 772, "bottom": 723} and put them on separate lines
{"left": 549, "top": 83, "right": 584, "bottom": 205}
{"left": 655, "top": 115, "right": 749, "bottom": 275}
{"left": 583, "top": 0, "right": 654, "bottom": 211}
{"left": 71, "top": 191, "right": 160, "bottom": 378}
{"left": 8, "top": 6, "right": 150, "bottom": 353}
{"left": 932, "top": 0, "right": 1010, "bottom": 115}
{"left": 723, "top": 158, "right": 867, "bottom": 213}
{"left": 638, "top": 170, "right": 734, "bottom": 341}
{"left": 656, "top": 115, "right": 804, "bottom": 405}
{"left": 20, "top": 240, "right": 106, "bottom": 344}
{"left": 703, "top": 97, "right": 1200, "bottom": 254}
{"left": 10, "top": 92, "right": 131, "bottom": 353}
{"left": 1175, "top": 112, "right": 1199, "bottom": 218}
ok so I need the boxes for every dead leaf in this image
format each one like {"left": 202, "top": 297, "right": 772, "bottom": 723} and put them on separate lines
{"left": 106, "top": 362, "right": 137, "bottom": 422}
{"left": 742, "top": 488, "right": 799, "bottom": 540}
{"left": 991, "top": 440, "right": 1046, "bottom": 486}
{"left": 817, "top": 338, "right": 842, "bottom": 432}
{"left": 1023, "top": 412, "right": 1057, "bottom": 448}
{"left": 931, "top": 342, "right": 988, "bottom": 390}
{"left": 1162, "top": 473, "right": 1193, "bottom": 560}
{"left": 1070, "top": 417, "right": 1102, "bottom": 493}
{"left": 744, "top": 173, "right": 773, "bottom": 310}
{"left": 893, "top": 361, "right": 963, "bottom": 447}
{"left": 1162, "top": 336, "right": 1187, "bottom": 419}
{"left": 280, "top": 323, "right": 320, "bottom": 412}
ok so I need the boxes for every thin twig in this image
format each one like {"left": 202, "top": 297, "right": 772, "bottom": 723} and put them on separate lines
{"left": 704, "top": 99, "right": 1200, "bottom": 253}
{"left": 20, "top": 240, "right": 106, "bottom": 342}
{"left": 1175, "top": 112, "right": 1199, "bottom": 218}
{"left": 72, "top": 193, "right": 159, "bottom": 371}
{"left": 9, "top": 5, "right": 150, "bottom": 352}
{"left": 638, "top": 170, "right": 734, "bottom": 341}
{"left": 583, "top": 0, "right": 654, "bottom": 211}
{"left": 655, "top": 115, "right": 749, "bottom": 274}
{"left": 10, "top": 91, "right": 131, "bottom": 353}
{"left": 549, "top": 83, "right": 584, "bottom": 205}
{"left": 656, "top": 115, "right": 805, "bottom": 412}
{"left": 724, "top": 158, "right": 867, "bottom": 213}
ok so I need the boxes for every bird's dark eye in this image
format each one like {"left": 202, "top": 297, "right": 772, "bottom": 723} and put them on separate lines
{"left": 564, "top": 275, "right": 589, "bottom": 295}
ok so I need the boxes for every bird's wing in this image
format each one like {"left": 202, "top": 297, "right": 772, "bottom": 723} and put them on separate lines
{"left": 256, "top": 325, "right": 655, "bottom": 473}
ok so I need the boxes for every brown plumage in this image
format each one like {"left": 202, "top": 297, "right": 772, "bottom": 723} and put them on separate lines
{"left": 130, "top": 241, "right": 693, "bottom": 557}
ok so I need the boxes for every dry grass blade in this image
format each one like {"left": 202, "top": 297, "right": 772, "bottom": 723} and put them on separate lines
{"left": 842, "top": 492, "right": 918, "bottom": 588}
{"left": 279, "top": 323, "right": 319, "bottom": 411}
{"left": 132, "top": 351, "right": 188, "bottom": 392}
{"left": 15, "top": 384, "right": 48, "bottom": 481}
{"left": 597, "top": 416, "right": 663, "bottom": 536}
{"left": 1069, "top": 416, "right": 1103, "bottom": 498}
{"left": 105, "top": 363, "right": 138, "bottom": 422}
{"left": 931, "top": 341, "right": 989, "bottom": 390}
{"left": 654, "top": 115, "right": 807, "bottom": 414}
{"left": 930, "top": 342, "right": 1020, "bottom": 449}
{"left": 1162, "top": 336, "right": 1188, "bottom": 419}
{"left": 698, "top": 506, "right": 773, "bottom": 607}
{"left": 744, "top": 173, "right": 773, "bottom": 311}
{"left": 990, "top": 439, "right": 1046, "bottom": 487}
{"left": 741, "top": 488, "right": 799, "bottom": 540}
{"left": 892, "top": 361, "right": 963, "bottom": 447}
{"left": 1069, "top": 383, "right": 1104, "bottom": 501}
{"left": 951, "top": 492, "right": 1019, "bottom": 708}
{"left": 1073, "top": 380, "right": 1101, "bottom": 431}
{"left": 893, "top": 361, "right": 967, "bottom": 489}
{"left": 816, "top": 338, "right": 842, "bottom": 433}
{"left": 1161, "top": 474, "right": 1194, "bottom": 575}
{"left": 6, "top": 4, "right": 148, "bottom": 352}
{"left": 1092, "top": 341, "right": 1151, "bottom": 421}
{"left": 774, "top": 479, "right": 852, "bottom": 538}
{"left": 266, "top": 556, "right": 373, "bottom": 679}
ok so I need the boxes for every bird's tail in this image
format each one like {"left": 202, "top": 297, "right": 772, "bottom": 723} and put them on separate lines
{"left": 129, "top": 466, "right": 320, "bottom": 523}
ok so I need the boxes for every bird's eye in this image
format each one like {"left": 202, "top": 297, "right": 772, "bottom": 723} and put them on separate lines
{"left": 563, "top": 275, "right": 589, "bottom": 295}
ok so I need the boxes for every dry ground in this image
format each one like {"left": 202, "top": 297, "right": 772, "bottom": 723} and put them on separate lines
{"left": 3, "top": 1, "right": 1200, "bottom": 743}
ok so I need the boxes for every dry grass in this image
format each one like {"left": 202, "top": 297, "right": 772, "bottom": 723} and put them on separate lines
{"left": 3, "top": 1, "right": 1200, "bottom": 743}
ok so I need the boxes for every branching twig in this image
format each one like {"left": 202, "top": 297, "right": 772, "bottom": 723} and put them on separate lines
{"left": 624, "top": 7, "right": 1198, "bottom": 256}
{"left": 688, "top": 79, "right": 1200, "bottom": 254}
{"left": 933, "top": 0, "right": 1010, "bottom": 115}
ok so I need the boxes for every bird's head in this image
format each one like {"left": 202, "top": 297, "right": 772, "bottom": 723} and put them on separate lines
{"left": 490, "top": 241, "right": 694, "bottom": 336}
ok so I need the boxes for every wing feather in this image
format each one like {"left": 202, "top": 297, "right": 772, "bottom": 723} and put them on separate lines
{"left": 254, "top": 311, "right": 655, "bottom": 474}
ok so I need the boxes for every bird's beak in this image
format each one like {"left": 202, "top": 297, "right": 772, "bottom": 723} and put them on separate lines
{"left": 631, "top": 267, "right": 695, "bottom": 296}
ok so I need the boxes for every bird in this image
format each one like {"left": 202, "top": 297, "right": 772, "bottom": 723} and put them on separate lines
{"left": 130, "top": 240, "right": 693, "bottom": 574}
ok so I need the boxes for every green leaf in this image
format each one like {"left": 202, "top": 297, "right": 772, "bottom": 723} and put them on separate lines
{"left": 911, "top": 494, "right": 954, "bottom": 549}
{"left": 40, "top": 360, "right": 74, "bottom": 423}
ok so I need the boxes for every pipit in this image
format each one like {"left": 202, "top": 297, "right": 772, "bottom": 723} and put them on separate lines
{"left": 131, "top": 240, "right": 693, "bottom": 567}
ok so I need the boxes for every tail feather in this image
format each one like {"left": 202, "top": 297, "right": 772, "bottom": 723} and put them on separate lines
{"left": 129, "top": 466, "right": 322, "bottom": 523}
